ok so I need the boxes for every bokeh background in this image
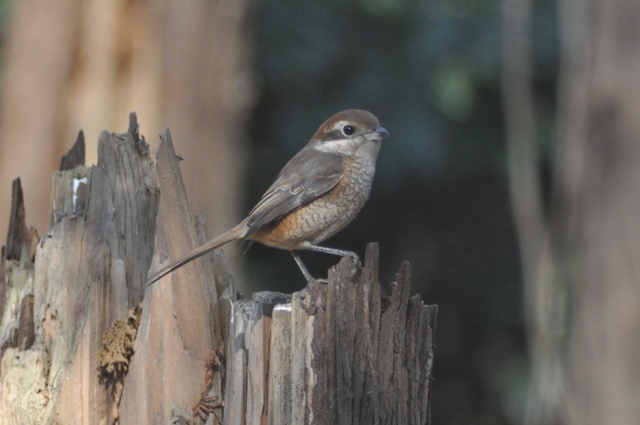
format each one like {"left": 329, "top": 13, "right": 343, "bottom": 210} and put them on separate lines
{"left": 245, "top": 2, "right": 553, "bottom": 423}
{"left": 1, "top": 0, "right": 638, "bottom": 424}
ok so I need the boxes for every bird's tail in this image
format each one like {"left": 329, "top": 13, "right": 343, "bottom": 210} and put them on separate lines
{"left": 146, "top": 220, "right": 249, "bottom": 286}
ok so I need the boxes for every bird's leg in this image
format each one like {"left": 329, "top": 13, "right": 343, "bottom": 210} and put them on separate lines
{"left": 302, "top": 243, "right": 359, "bottom": 262}
{"left": 300, "top": 243, "right": 361, "bottom": 277}
{"left": 291, "top": 251, "right": 327, "bottom": 283}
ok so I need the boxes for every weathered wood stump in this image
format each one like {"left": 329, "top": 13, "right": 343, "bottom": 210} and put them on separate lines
{"left": 0, "top": 114, "right": 437, "bottom": 425}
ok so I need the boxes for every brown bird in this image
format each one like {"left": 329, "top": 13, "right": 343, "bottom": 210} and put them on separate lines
{"left": 146, "top": 109, "right": 389, "bottom": 285}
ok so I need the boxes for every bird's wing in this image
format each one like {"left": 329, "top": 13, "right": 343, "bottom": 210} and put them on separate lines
{"left": 245, "top": 147, "right": 343, "bottom": 234}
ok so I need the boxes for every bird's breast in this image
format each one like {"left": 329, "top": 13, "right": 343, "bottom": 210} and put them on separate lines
{"left": 250, "top": 157, "right": 376, "bottom": 249}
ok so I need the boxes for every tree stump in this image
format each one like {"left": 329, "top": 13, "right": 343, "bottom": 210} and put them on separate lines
{"left": 0, "top": 114, "right": 437, "bottom": 425}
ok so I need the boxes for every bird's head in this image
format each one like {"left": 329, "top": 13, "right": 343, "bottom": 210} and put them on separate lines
{"left": 309, "top": 109, "right": 389, "bottom": 159}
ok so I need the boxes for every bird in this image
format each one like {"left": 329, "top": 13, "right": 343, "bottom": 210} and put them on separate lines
{"left": 146, "top": 109, "right": 389, "bottom": 286}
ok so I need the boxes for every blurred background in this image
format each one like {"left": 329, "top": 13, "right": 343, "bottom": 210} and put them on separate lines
{"left": 0, "top": 0, "right": 638, "bottom": 424}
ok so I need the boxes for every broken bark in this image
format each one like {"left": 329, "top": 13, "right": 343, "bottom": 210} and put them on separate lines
{"left": 262, "top": 246, "right": 436, "bottom": 425}
{"left": 0, "top": 115, "right": 436, "bottom": 425}
{"left": 0, "top": 113, "right": 158, "bottom": 424}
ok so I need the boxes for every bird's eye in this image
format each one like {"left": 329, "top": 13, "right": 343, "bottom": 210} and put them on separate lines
{"left": 342, "top": 125, "right": 355, "bottom": 136}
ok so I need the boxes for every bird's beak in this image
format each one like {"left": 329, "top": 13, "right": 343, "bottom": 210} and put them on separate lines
{"left": 366, "top": 126, "right": 389, "bottom": 141}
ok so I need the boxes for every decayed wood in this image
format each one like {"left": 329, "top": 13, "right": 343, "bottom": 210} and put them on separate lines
{"left": 59, "top": 130, "right": 86, "bottom": 171}
{"left": 16, "top": 294, "right": 35, "bottom": 351}
{"left": 5, "top": 177, "right": 27, "bottom": 262}
{"left": 41, "top": 113, "right": 158, "bottom": 424}
{"left": 0, "top": 115, "right": 437, "bottom": 425}
{"left": 0, "top": 253, "right": 41, "bottom": 425}
{"left": 0, "top": 176, "right": 36, "bottom": 324}
{"left": 224, "top": 291, "right": 290, "bottom": 425}
{"left": 119, "top": 127, "right": 225, "bottom": 425}
{"left": 6, "top": 178, "right": 37, "bottom": 263}
{"left": 0, "top": 265, "right": 35, "bottom": 356}
{"left": 0, "top": 113, "right": 159, "bottom": 425}
{"left": 266, "top": 244, "right": 437, "bottom": 425}
{"left": 97, "top": 303, "right": 143, "bottom": 420}
{"left": 268, "top": 303, "right": 293, "bottom": 425}
{"left": 0, "top": 181, "right": 37, "bottom": 406}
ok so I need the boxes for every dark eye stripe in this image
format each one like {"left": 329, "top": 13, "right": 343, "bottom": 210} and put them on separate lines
{"left": 322, "top": 130, "right": 346, "bottom": 141}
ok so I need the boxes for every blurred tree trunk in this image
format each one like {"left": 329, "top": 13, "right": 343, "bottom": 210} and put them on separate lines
{"left": 502, "top": 0, "right": 564, "bottom": 423}
{"left": 0, "top": 0, "right": 255, "bottom": 254}
{"left": 555, "top": 0, "right": 640, "bottom": 423}
{"left": 505, "top": 0, "right": 640, "bottom": 423}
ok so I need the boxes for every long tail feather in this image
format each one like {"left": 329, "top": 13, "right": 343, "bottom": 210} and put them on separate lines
{"left": 146, "top": 221, "right": 248, "bottom": 286}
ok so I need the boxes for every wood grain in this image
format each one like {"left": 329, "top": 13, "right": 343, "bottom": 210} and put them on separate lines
{"left": 265, "top": 243, "right": 437, "bottom": 425}
{"left": 0, "top": 116, "right": 436, "bottom": 425}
